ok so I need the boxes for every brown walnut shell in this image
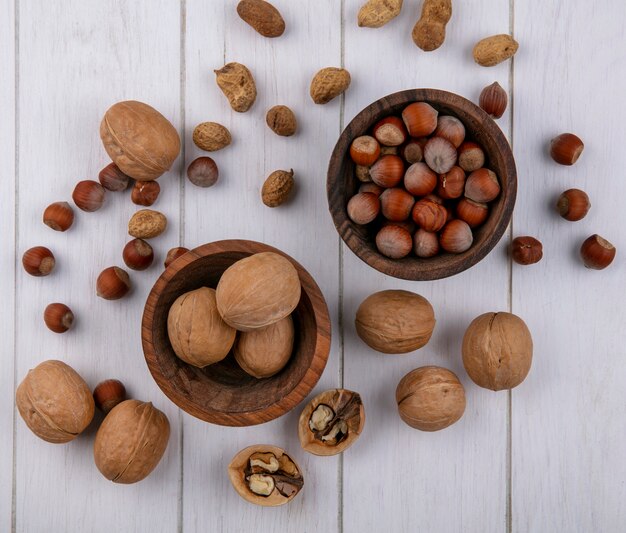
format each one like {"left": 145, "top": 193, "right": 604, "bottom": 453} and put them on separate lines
{"left": 355, "top": 290, "right": 436, "bottom": 354}
{"left": 298, "top": 389, "right": 365, "bottom": 456}
{"left": 216, "top": 252, "right": 301, "bottom": 331}
{"left": 228, "top": 445, "right": 304, "bottom": 507}
{"left": 167, "top": 287, "right": 236, "bottom": 368}
{"left": 99, "top": 100, "right": 180, "bottom": 181}
{"left": 94, "top": 400, "right": 170, "bottom": 484}
{"left": 234, "top": 315, "right": 294, "bottom": 378}
{"left": 462, "top": 312, "right": 533, "bottom": 391}
{"left": 214, "top": 62, "right": 257, "bottom": 113}
{"left": 16, "top": 360, "right": 94, "bottom": 443}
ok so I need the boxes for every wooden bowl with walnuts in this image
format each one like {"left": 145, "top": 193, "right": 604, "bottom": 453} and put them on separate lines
{"left": 141, "top": 240, "right": 331, "bottom": 427}
{"left": 327, "top": 88, "right": 517, "bottom": 280}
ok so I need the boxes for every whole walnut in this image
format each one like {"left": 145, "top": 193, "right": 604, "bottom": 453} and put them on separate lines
{"left": 16, "top": 360, "right": 94, "bottom": 443}
{"left": 234, "top": 315, "right": 294, "bottom": 378}
{"left": 167, "top": 287, "right": 236, "bottom": 368}
{"left": 355, "top": 290, "right": 436, "bottom": 353}
{"left": 100, "top": 101, "right": 180, "bottom": 181}
{"left": 94, "top": 400, "right": 170, "bottom": 484}
{"left": 462, "top": 312, "right": 533, "bottom": 391}
{"left": 396, "top": 366, "right": 465, "bottom": 431}
{"left": 216, "top": 252, "right": 301, "bottom": 331}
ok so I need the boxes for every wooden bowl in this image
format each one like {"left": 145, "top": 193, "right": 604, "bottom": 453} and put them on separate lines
{"left": 327, "top": 89, "right": 517, "bottom": 280}
{"left": 141, "top": 240, "right": 331, "bottom": 427}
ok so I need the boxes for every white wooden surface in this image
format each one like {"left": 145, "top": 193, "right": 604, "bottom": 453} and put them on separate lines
{"left": 1, "top": 1, "right": 625, "bottom": 532}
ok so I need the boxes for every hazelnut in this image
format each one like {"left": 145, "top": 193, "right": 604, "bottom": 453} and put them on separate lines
{"left": 556, "top": 188, "right": 590, "bottom": 221}
{"left": 358, "top": 182, "right": 383, "bottom": 196}
{"left": 413, "top": 229, "right": 440, "bottom": 258}
{"left": 234, "top": 315, "right": 294, "bottom": 378}
{"left": 369, "top": 155, "right": 405, "bottom": 188}
{"left": 164, "top": 246, "right": 189, "bottom": 268}
{"left": 463, "top": 312, "right": 533, "bottom": 390}
{"left": 122, "top": 239, "right": 154, "bottom": 271}
{"left": 96, "top": 266, "right": 131, "bottom": 300}
{"left": 350, "top": 135, "right": 381, "bottom": 166}
{"left": 355, "top": 165, "right": 372, "bottom": 183}
{"left": 128, "top": 209, "right": 167, "bottom": 239}
{"left": 580, "top": 234, "right": 616, "bottom": 270}
{"left": 423, "top": 136, "right": 457, "bottom": 174}
{"left": 433, "top": 115, "right": 465, "bottom": 148}
{"left": 411, "top": 199, "right": 447, "bottom": 232}
{"left": 436, "top": 165, "right": 466, "bottom": 199}
{"left": 423, "top": 193, "right": 444, "bottom": 205}
{"left": 43, "top": 303, "right": 74, "bottom": 333}
{"left": 479, "top": 81, "right": 508, "bottom": 119}
{"left": 382, "top": 219, "right": 416, "bottom": 234}
{"left": 456, "top": 198, "right": 489, "bottom": 228}
{"left": 93, "top": 379, "right": 126, "bottom": 414}
{"left": 379, "top": 188, "right": 415, "bottom": 222}
{"left": 16, "top": 360, "right": 94, "bottom": 443}
{"left": 228, "top": 445, "right": 303, "bottom": 506}
{"left": 22, "top": 246, "right": 55, "bottom": 277}
{"left": 266, "top": 105, "right": 297, "bottom": 136}
{"left": 43, "top": 201, "right": 74, "bottom": 232}
{"left": 347, "top": 192, "right": 380, "bottom": 225}
{"left": 511, "top": 236, "right": 543, "bottom": 265}
{"left": 375, "top": 225, "right": 412, "bottom": 259}
{"left": 98, "top": 163, "right": 131, "bottom": 191}
{"left": 355, "top": 289, "right": 435, "bottom": 353}
{"left": 401, "top": 102, "right": 438, "bottom": 137}
{"left": 457, "top": 141, "right": 485, "bottom": 172}
{"left": 72, "top": 180, "right": 105, "bottom": 212}
{"left": 131, "top": 180, "right": 160, "bottom": 206}
{"left": 372, "top": 116, "right": 407, "bottom": 147}
{"left": 550, "top": 133, "right": 584, "bottom": 166}
{"left": 404, "top": 162, "right": 437, "bottom": 196}
{"left": 262, "top": 169, "right": 295, "bottom": 207}
{"left": 193, "top": 122, "right": 232, "bottom": 151}
{"left": 187, "top": 156, "right": 219, "bottom": 188}
{"left": 168, "top": 287, "right": 236, "bottom": 366}
{"left": 396, "top": 366, "right": 466, "bottom": 431}
{"left": 440, "top": 219, "right": 473, "bottom": 253}
{"left": 465, "top": 168, "right": 500, "bottom": 202}
{"left": 298, "top": 389, "right": 365, "bottom": 456}
{"left": 401, "top": 138, "right": 424, "bottom": 164}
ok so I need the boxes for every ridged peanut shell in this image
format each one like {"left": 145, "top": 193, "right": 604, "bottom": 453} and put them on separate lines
{"left": 357, "top": 0, "right": 403, "bottom": 28}
{"left": 214, "top": 62, "right": 257, "bottom": 112}
{"left": 237, "top": 0, "right": 285, "bottom": 38}
{"left": 234, "top": 315, "right": 294, "bottom": 378}
{"left": 128, "top": 209, "right": 167, "bottom": 239}
{"left": 262, "top": 169, "right": 295, "bottom": 207}
{"left": 473, "top": 34, "right": 519, "bottom": 67}
{"left": 310, "top": 68, "right": 351, "bottom": 104}
{"left": 216, "top": 252, "right": 301, "bottom": 331}
{"left": 16, "top": 360, "right": 94, "bottom": 443}
{"left": 355, "top": 290, "right": 435, "bottom": 353}
{"left": 99, "top": 101, "right": 180, "bottom": 181}
{"left": 94, "top": 400, "right": 170, "bottom": 484}
{"left": 192, "top": 122, "right": 231, "bottom": 152}
{"left": 168, "top": 287, "right": 236, "bottom": 368}
{"left": 462, "top": 312, "right": 533, "bottom": 390}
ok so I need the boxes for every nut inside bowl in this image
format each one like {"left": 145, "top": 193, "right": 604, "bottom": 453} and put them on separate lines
{"left": 142, "top": 240, "right": 331, "bottom": 427}
{"left": 327, "top": 88, "right": 517, "bottom": 280}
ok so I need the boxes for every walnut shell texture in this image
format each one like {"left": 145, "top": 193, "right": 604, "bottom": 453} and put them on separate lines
{"left": 261, "top": 169, "right": 295, "bottom": 207}
{"left": 216, "top": 252, "right": 301, "bottom": 331}
{"left": 128, "top": 209, "right": 167, "bottom": 239}
{"left": 310, "top": 67, "right": 351, "bottom": 104}
{"left": 214, "top": 62, "right": 257, "bottom": 113}
{"left": 237, "top": 0, "right": 285, "bottom": 38}
{"left": 228, "top": 444, "right": 303, "bottom": 507}
{"left": 168, "top": 287, "right": 236, "bottom": 368}
{"left": 298, "top": 389, "right": 365, "bottom": 456}
{"left": 355, "top": 289, "right": 436, "bottom": 353}
{"left": 99, "top": 100, "right": 180, "bottom": 181}
{"left": 396, "top": 366, "right": 466, "bottom": 431}
{"left": 462, "top": 312, "right": 533, "bottom": 390}
{"left": 192, "top": 122, "right": 231, "bottom": 152}
{"left": 234, "top": 315, "right": 294, "bottom": 378}
{"left": 94, "top": 400, "right": 170, "bottom": 484}
{"left": 16, "top": 360, "right": 94, "bottom": 443}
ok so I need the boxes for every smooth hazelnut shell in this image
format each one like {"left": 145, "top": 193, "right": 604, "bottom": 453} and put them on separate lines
{"left": 131, "top": 180, "right": 160, "bottom": 206}
{"left": 43, "top": 303, "right": 74, "bottom": 333}
{"left": 347, "top": 192, "right": 380, "bottom": 225}
{"left": 437, "top": 166, "right": 466, "bottom": 199}
{"left": 98, "top": 163, "right": 131, "bottom": 191}
{"left": 550, "top": 133, "right": 584, "bottom": 166}
{"left": 424, "top": 136, "right": 457, "bottom": 174}
{"left": 557, "top": 188, "right": 590, "bottom": 221}
{"left": 380, "top": 188, "right": 415, "bottom": 221}
{"left": 350, "top": 135, "right": 381, "bottom": 166}
{"left": 433, "top": 115, "right": 465, "bottom": 147}
{"left": 93, "top": 379, "right": 127, "bottom": 414}
{"left": 187, "top": 157, "right": 219, "bottom": 187}
{"left": 369, "top": 155, "right": 405, "bottom": 188}
{"left": 72, "top": 180, "right": 105, "bottom": 212}
{"left": 479, "top": 82, "right": 508, "bottom": 119}
{"left": 456, "top": 198, "right": 489, "bottom": 228}
{"left": 358, "top": 182, "right": 383, "bottom": 196}
{"left": 22, "top": 246, "right": 55, "bottom": 277}
{"left": 511, "top": 236, "right": 543, "bottom": 265}
{"left": 412, "top": 199, "right": 447, "bottom": 232}
{"left": 164, "top": 247, "right": 189, "bottom": 269}
{"left": 372, "top": 116, "right": 407, "bottom": 147}
{"left": 413, "top": 229, "right": 440, "bottom": 258}
{"left": 402, "top": 102, "right": 438, "bottom": 137}
{"left": 96, "top": 266, "right": 131, "bottom": 300}
{"left": 580, "top": 234, "right": 615, "bottom": 270}
{"left": 465, "top": 168, "right": 500, "bottom": 203}
{"left": 43, "top": 202, "right": 74, "bottom": 232}
{"left": 375, "top": 225, "right": 412, "bottom": 259}
{"left": 440, "top": 220, "right": 473, "bottom": 253}
{"left": 404, "top": 162, "right": 437, "bottom": 196}
{"left": 123, "top": 239, "right": 154, "bottom": 271}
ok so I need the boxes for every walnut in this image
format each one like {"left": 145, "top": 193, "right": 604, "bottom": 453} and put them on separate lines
{"left": 298, "top": 389, "right": 365, "bottom": 455}
{"left": 228, "top": 445, "right": 304, "bottom": 506}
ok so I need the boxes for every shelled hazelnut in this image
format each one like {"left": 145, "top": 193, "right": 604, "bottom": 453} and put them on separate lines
{"left": 131, "top": 180, "right": 160, "bottom": 206}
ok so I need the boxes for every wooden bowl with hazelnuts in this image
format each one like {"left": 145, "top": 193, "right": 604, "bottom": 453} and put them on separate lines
{"left": 327, "top": 88, "right": 517, "bottom": 280}
{"left": 141, "top": 240, "right": 331, "bottom": 427}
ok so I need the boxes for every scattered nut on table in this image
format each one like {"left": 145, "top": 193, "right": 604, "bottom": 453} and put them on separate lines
{"left": 266, "top": 105, "right": 297, "bottom": 136}
{"left": 310, "top": 67, "right": 351, "bottom": 104}
{"left": 192, "top": 122, "right": 232, "bottom": 152}
{"left": 261, "top": 169, "right": 295, "bottom": 207}
{"left": 236, "top": 0, "right": 285, "bottom": 38}
{"left": 473, "top": 34, "right": 519, "bottom": 67}
{"left": 412, "top": 0, "right": 452, "bottom": 51}
{"left": 298, "top": 389, "right": 365, "bottom": 455}
{"left": 214, "top": 62, "right": 257, "bottom": 112}
{"left": 357, "top": 0, "right": 403, "bottom": 28}
{"left": 128, "top": 209, "right": 167, "bottom": 239}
